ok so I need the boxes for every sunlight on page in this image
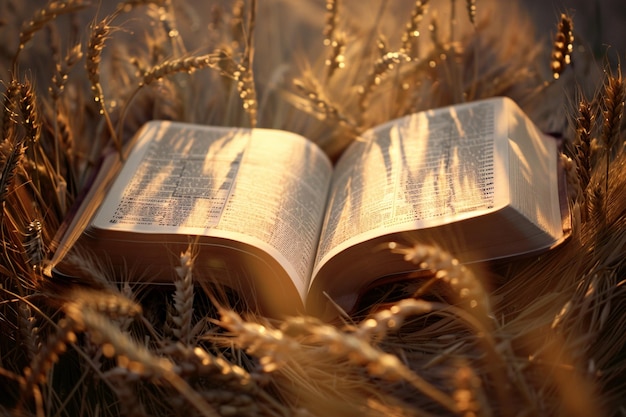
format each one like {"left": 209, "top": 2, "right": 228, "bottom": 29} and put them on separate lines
{"left": 98, "top": 126, "right": 245, "bottom": 229}
{"left": 91, "top": 122, "right": 332, "bottom": 299}
{"left": 314, "top": 100, "right": 508, "bottom": 272}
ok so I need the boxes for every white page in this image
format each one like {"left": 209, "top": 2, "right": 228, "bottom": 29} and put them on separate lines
{"left": 312, "top": 98, "right": 510, "bottom": 279}
{"left": 92, "top": 121, "right": 332, "bottom": 298}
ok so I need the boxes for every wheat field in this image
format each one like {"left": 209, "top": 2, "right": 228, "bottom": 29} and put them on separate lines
{"left": 1, "top": 1, "right": 625, "bottom": 416}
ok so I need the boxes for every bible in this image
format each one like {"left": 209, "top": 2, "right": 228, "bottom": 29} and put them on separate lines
{"left": 47, "top": 97, "right": 570, "bottom": 318}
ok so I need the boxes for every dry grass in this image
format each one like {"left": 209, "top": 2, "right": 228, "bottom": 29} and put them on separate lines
{"left": 1, "top": 0, "right": 625, "bottom": 416}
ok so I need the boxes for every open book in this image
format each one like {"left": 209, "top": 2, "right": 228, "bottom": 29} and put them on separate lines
{"left": 47, "top": 97, "right": 570, "bottom": 319}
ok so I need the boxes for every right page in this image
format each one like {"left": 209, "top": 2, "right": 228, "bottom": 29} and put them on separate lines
{"left": 307, "top": 97, "right": 566, "bottom": 317}
{"left": 313, "top": 98, "right": 510, "bottom": 275}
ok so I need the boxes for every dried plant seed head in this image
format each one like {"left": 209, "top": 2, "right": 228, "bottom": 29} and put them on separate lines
{"left": 358, "top": 51, "right": 411, "bottom": 113}
{"left": 466, "top": 0, "right": 477, "bottom": 25}
{"left": 230, "top": 0, "right": 245, "bottom": 47}
{"left": 599, "top": 70, "right": 625, "bottom": 201}
{"left": 16, "top": 0, "right": 86, "bottom": 58}
{"left": 0, "top": 134, "right": 27, "bottom": 211}
{"left": 19, "top": 79, "right": 42, "bottom": 145}
{"left": 24, "top": 219, "right": 45, "bottom": 271}
{"left": 323, "top": 0, "right": 340, "bottom": 47}
{"left": 574, "top": 97, "right": 595, "bottom": 195}
{"left": 86, "top": 17, "right": 113, "bottom": 98}
{"left": 18, "top": 301, "right": 41, "bottom": 361}
{"left": 551, "top": 13, "right": 574, "bottom": 80}
{"left": 171, "top": 247, "right": 196, "bottom": 344}
{"left": 325, "top": 32, "right": 346, "bottom": 78}
{"left": 600, "top": 72, "right": 625, "bottom": 158}
{"left": 293, "top": 77, "right": 354, "bottom": 127}
{"left": 235, "top": 63, "right": 258, "bottom": 127}
{"left": 141, "top": 55, "right": 217, "bottom": 86}
{"left": 2, "top": 79, "right": 20, "bottom": 138}
{"left": 50, "top": 42, "right": 83, "bottom": 100}
{"left": 401, "top": 0, "right": 429, "bottom": 55}
{"left": 23, "top": 318, "right": 77, "bottom": 396}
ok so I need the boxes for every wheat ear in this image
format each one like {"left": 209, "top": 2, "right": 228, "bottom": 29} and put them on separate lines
{"left": 293, "top": 77, "right": 354, "bottom": 127}
{"left": 600, "top": 70, "right": 625, "bottom": 200}
{"left": 551, "top": 13, "right": 574, "bottom": 80}
{"left": 23, "top": 219, "right": 45, "bottom": 272}
{"left": 388, "top": 242, "right": 491, "bottom": 316}
{"left": 325, "top": 32, "right": 346, "bottom": 79}
{"left": 12, "top": 0, "right": 86, "bottom": 68}
{"left": 401, "top": 0, "right": 429, "bottom": 57}
{"left": 21, "top": 317, "right": 77, "bottom": 398}
{"left": 281, "top": 314, "right": 459, "bottom": 413}
{"left": 323, "top": 0, "right": 340, "bottom": 47}
{"left": 104, "top": 369, "right": 149, "bottom": 417}
{"left": 452, "top": 363, "right": 486, "bottom": 417}
{"left": 140, "top": 54, "right": 219, "bottom": 86}
{"left": 236, "top": 0, "right": 258, "bottom": 128}
{"left": 63, "top": 298, "right": 220, "bottom": 417}
{"left": 171, "top": 248, "right": 195, "bottom": 345}
{"left": 18, "top": 301, "right": 41, "bottom": 362}
{"left": 575, "top": 97, "right": 595, "bottom": 194}
{"left": 358, "top": 50, "right": 411, "bottom": 114}
{"left": 0, "top": 94, "right": 27, "bottom": 222}
{"left": 230, "top": 0, "right": 246, "bottom": 48}
{"left": 466, "top": 0, "right": 476, "bottom": 25}
{"left": 86, "top": 15, "right": 121, "bottom": 154}
{"left": 18, "top": 78, "right": 42, "bottom": 147}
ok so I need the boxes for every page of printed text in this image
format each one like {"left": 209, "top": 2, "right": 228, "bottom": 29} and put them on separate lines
{"left": 313, "top": 99, "right": 509, "bottom": 278}
{"left": 92, "top": 121, "right": 332, "bottom": 296}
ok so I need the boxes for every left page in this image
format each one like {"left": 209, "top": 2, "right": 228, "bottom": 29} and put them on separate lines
{"left": 90, "top": 121, "right": 333, "bottom": 299}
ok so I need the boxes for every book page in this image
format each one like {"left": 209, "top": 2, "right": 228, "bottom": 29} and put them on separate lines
{"left": 312, "top": 99, "right": 509, "bottom": 277}
{"left": 91, "top": 121, "right": 332, "bottom": 297}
